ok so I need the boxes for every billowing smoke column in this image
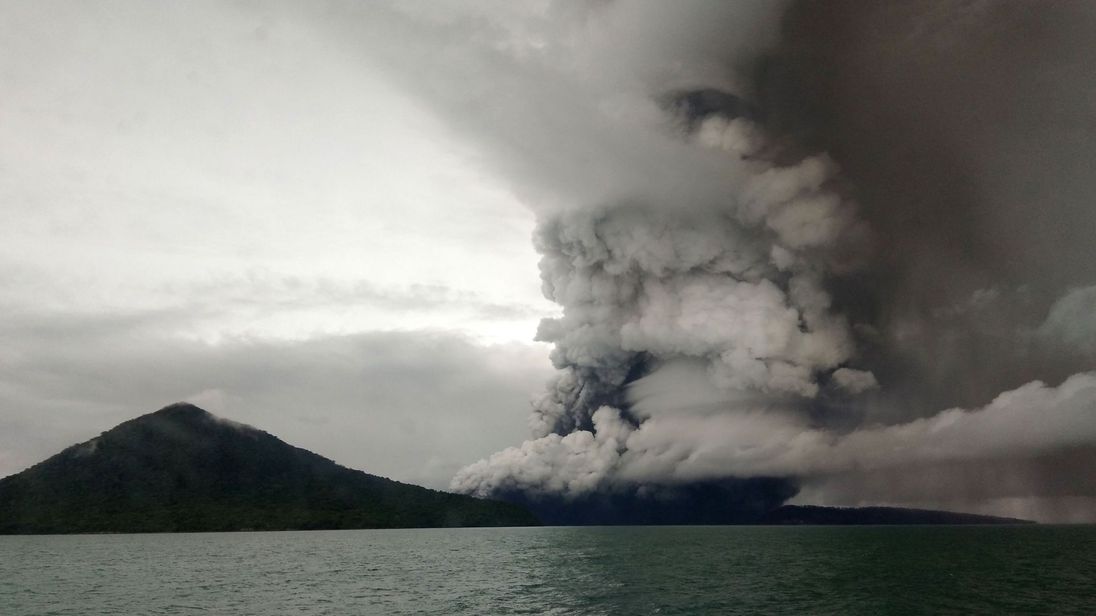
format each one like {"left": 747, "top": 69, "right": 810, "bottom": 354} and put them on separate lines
{"left": 439, "top": 1, "right": 885, "bottom": 515}
{"left": 332, "top": 0, "right": 1096, "bottom": 522}
{"left": 452, "top": 101, "right": 877, "bottom": 498}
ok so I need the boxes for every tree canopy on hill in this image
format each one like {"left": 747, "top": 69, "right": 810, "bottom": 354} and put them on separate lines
{"left": 0, "top": 403, "right": 539, "bottom": 534}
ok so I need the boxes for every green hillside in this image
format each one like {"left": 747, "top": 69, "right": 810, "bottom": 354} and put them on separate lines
{"left": 0, "top": 403, "right": 539, "bottom": 533}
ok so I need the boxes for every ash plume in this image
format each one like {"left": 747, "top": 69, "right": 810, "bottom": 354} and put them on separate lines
{"left": 326, "top": 1, "right": 1096, "bottom": 521}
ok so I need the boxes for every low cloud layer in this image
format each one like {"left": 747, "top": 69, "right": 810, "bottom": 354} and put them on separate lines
{"left": 0, "top": 305, "right": 552, "bottom": 488}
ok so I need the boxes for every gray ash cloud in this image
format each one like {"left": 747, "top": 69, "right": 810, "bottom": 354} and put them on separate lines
{"left": 754, "top": 0, "right": 1096, "bottom": 420}
{"left": 323, "top": 0, "right": 1096, "bottom": 521}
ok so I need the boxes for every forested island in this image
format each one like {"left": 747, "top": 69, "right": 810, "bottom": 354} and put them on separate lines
{"left": 0, "top": 403, "right": 538, "bottom": 533}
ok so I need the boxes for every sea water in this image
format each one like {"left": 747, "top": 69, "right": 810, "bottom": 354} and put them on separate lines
{"left": 1, "top": 525, "right": 1094, "bottom": 615}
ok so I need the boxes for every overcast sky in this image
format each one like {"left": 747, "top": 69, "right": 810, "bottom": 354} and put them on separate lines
{"left": 4, "top": 1, "right": 1096, "bottom": 523}
{"left": 0, "top": 0, "right": 558, "bottom": 487}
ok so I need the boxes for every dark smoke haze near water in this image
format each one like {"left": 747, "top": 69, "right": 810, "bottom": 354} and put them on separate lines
{"left": 323, "top": 0, "right": 1096, "bottom": 522}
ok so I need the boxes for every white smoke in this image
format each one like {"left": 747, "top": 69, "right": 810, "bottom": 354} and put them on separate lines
{"left": 456, "top": 371, "right": 1096, "bottom": 498}
{"left": 444, "top": 2, "right": 879, "bottom": 497}
{"left": 1038, "top": 286, "right": 1096, "bottom": 355}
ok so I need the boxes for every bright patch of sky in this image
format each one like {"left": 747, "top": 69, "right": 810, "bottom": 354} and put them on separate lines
{"left": 0, "top": 0, "right": 556, "bottom": 346}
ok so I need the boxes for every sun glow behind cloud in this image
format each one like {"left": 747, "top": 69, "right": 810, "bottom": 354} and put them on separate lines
{"left": 0, "top": 0, "right": 555, "bottom": 347}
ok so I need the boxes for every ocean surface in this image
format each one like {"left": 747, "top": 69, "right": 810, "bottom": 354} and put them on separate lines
{"left": 2, "top": 525, "right": 1094, "bottom": 615}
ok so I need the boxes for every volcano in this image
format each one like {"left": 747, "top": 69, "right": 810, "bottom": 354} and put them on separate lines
{"left": 0, "top": 403, "right": 538, "bottom": 533}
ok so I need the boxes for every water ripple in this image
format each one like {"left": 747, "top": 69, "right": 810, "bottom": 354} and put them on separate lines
{"left": 0, "top": 526, "right": 1094, "bottom": 615}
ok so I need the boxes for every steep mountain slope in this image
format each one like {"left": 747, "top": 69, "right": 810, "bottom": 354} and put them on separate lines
{"left": 0, "top": 403, "right": 539, "bottom": 533}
